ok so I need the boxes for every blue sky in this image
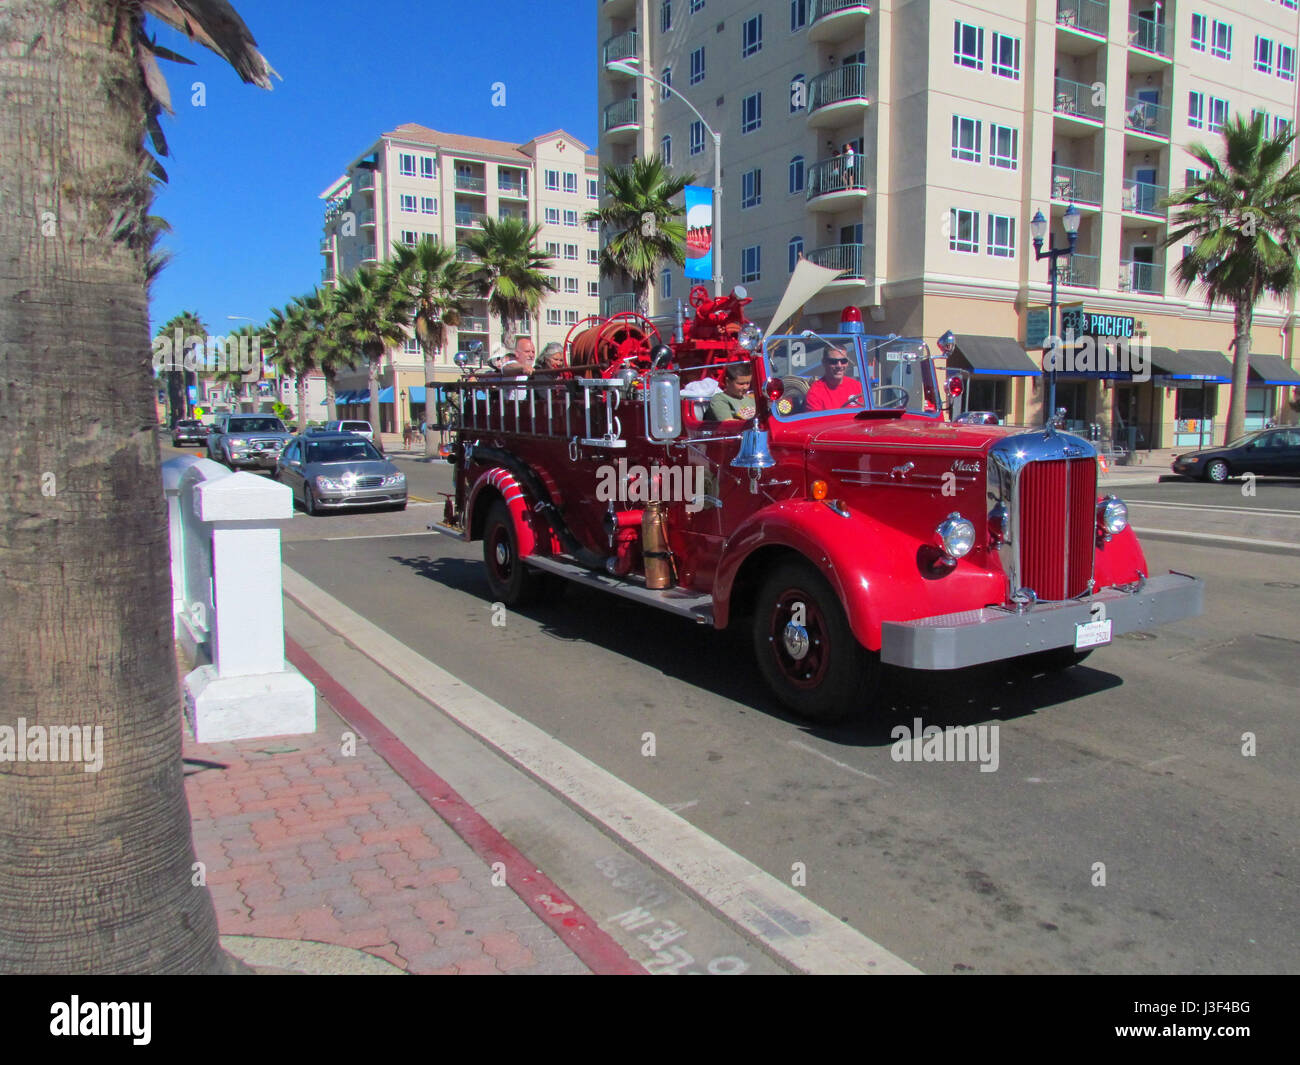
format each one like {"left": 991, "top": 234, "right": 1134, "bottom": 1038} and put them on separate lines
{"left": 148, "top": 0, "right": 596, "bottom": 335}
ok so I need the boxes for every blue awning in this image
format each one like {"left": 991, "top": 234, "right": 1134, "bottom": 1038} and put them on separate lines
{"left": 408, "top": 385, "right": 426, "bottom": 403}
{"left": 377, "top": 386, "right": 395, "bottom": 403}
{"left": 350, "top": 389, "right": 370, "bottom": 404}
{"left": 1249, "top": 354, "right": 1300, "bottom": 386}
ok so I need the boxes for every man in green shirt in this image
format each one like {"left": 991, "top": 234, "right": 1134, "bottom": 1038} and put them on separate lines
{"left": 706, "top": 364, "right": 757, "bottom": 422}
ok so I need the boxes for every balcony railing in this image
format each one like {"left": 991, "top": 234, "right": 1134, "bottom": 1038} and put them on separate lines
{"left": 1054, "top": 77, "right": 1105, "bottom": 123}
{"left": 455, "top": 174, "right": 486, "bottom": 193}
{"left": 811, "top": 0, "right": 871, "bottom": 21}
{"left": 319, "top": 238, "right": 332, "bottom": 254}
{"left": 809, "top": 63, "right": 868, "bottom": 112}
{"left": 353, "top": 170, "right": 374, "bottom": 192}
{"left": 458, "top": 316, "right": 489, "bottom": 333}
{"left": 321, "top": 267, "right": 335, "bottom": 283}
{"left": 498, "top": 178, "right": 528, "bottom": 197}
{"left": 1124, "top": 96, "right": 1170, "bottom": 138}
{"left": 806, "top": 242, "right": 865, "bottom": 279}
{"left": 603, "top": 293, "right": 638, "bottom": 315}
{"left": 1057, "top": 252, "right": 1099, "bottom": 288}
{"left": 455, "top": 246, "right": 482, "bottom": 263}
{"left": 807, "top": 156, "right": 869, "bottom": 199}
{"left": 498, "top": 209, "right": 528, "bottom": 223}
{"left": 1129, "top": 13, "right": 1170, "bottom": 57}
{"left": 1120, "top": 259, "right": 1161, "bottom": 294}
{"left": 1051, "top": 164, "right": 1102, "bottom": 207}
{"left": 357, "top": 207, "right": 375, "bottom": 227}
{"left": 1057, "top": 0, "right": 1107, "bottom": 36}
{"left": 1122, "top": 178, "right": 1165, "bottom": 215}
{"left": 454, "top": 211, "right": 488, "bottom": 228}
{"left": 603, "top": 28, "right": 639, "bottom": 66}
{"left": 603, "top": 98, "right": 639, "bottom": 132}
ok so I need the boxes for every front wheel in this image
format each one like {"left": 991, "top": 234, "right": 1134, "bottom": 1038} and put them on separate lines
{"left": 752, "top": 560, "right": 878, "bottom": 723}
{"left": 302, "top": 484, "right": 319, "bottom": 516}
{"left": 482, "top": 499, "right": 544, "bottom": 606}
{"left": 1204, "top": 459, "right": 1230, "bottom": 483}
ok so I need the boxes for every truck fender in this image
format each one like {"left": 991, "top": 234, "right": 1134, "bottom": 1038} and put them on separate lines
{"left": 1094, "top": 523, "right": 1149, "bottom": 587}
{"left": 713, "top": 501, "right": 1005, "bottom": 651}
{"left": 466, "top": 466, "right": 539, "bottom": 557}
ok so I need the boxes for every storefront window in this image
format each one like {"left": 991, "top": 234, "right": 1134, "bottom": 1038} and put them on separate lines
{"left": 1245, "top": 387, "right": 1275, "bottom": 430}
{"left": 967, "top": 378, "right": 1008, "bottom": 417}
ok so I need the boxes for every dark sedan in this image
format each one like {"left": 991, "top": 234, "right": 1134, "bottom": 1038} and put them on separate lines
{"left": 274, "top": 432, "right": 406, "bottom": 515}
{"left": 1171, "top": 427, "right": 1300, "bottom": 482}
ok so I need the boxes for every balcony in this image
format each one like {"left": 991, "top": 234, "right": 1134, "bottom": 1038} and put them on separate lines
{"left": 454, "top": 211, "right": 488, "bottom": 229}
{"left": 319, "top": 238, "right": 332, "bottom": 255}
{"left": 360, "top": 252, "right": 378, "bottom": 266}
{"left": 603, "top": 29, "right": 639, "bottom": 68}
{"left": 321, "top": 267, "right": 335, "bottom": 283}
{"left": 357, "top": 207, "right": 375, "bottom": 228}
{"left": 1051, "top": 164, "right": 1102, "bottom": 208}
{"left": 1122, "top": 177, "right": 1166, "bottom": 216}
{"left": 455, "top": 174, "right": 486, "bottom": 193}
{"left": 808, "top": 63, "right": 869, "bottom": 127}
{"left": 458, "top": 316, "right": 489, "bottom": 333}
{"left": 808, "top": 1, "right": 872, "bottom": 45}
{"left": 806, "top": 156, "right": 869, "bottom": 208}
{"left": 498, "top": 178, "right": 528, "bottom": 199}
{"left": 498, "top": 209, "right": 529, "bottom": 223}
{"left": 1128, "top": 13, "right": 1170, "bottom": 62}
{"left": 603, "top": 98, "right": 640, "bottom": 140}
{"left": 353, "top": 170, "right": 374, "bottom": 193}
{"left": 1124, "top": 96, "right": 1170, "bottom": 140}
{"left": 601, "top": 0, "right": 634, "bottom": 14}
{"left": 602, "top": 293, "right": 638, "bottom": 316}
{"left": 1053, "top": 77, "right": 1105, "bottom": 125}
{"left": 455, "top": 245, "right": 482, "bottom": 263}
{"left": 805, "top": 242, "right": 865, "bottom": 281}
{"left": 1057, "top": 252, "right": 1099, "bottom": 289}
{"left": 1056, "top": 0, "right": 1107, "bottom": 39}
{"left": 1120, "top": 259, "right": 1162, "bottom": 295}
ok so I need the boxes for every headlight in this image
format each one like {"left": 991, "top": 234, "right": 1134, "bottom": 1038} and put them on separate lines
{"left": 737, "top": 323, "right": 763, "bottom": 351}
{"left": 936, "top": 513, "right": 976, "bottom": 559}
{"left": 316, "top": 475, "right": 343, "bottom": 491}
{"left": 381, "top": 473, "right": 405, "bottom": 487}
{"left": 1098, "top": 496, "right": 1128, "bottom": 535}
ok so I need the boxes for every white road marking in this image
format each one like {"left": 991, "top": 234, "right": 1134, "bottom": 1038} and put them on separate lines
{"left": 282, "top": 566, "right": 920, "bottom": 975}
{"left": 1143, "top": 754, "right": 1185, "bottom": 769}
{"left": 788, "top": 740, "right": 887, "bottom": 784}
{"left": 1132, "top": 527, "right": 1300, "bottom": 551}
{"left": 318, "top": 530, "right": 438, "bottom": 542}
{"left": 1127, "top": 499, "right": 1300, "bottom": 519}
{"left": 664, "top": 799, "right": 700, "bottom": 813}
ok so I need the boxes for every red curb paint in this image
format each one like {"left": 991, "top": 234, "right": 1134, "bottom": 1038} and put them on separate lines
{"left": 286, "top": 636, "right": 645, "bottom": 976}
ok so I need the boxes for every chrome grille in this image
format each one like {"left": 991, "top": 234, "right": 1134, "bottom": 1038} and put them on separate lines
{"left": 1018, "top": 458, "right": 1096, "bottom": 600}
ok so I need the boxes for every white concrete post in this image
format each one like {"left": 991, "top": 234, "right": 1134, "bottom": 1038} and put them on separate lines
{"left": 161, "top": 454, "right": 203, "bottom": 635}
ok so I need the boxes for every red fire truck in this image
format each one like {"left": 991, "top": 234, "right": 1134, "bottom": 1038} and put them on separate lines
{"left": 435, "top": 282, "right": 1202, "bottom": 722}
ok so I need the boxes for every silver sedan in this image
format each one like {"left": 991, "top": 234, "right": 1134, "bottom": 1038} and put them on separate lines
{"left": 274, "top": 432, "right": 407, "bottom": 515}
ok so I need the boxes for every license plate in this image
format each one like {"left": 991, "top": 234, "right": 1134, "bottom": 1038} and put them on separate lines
{"left": 1074, "top": 618, "right": 1112, "bottom": 649}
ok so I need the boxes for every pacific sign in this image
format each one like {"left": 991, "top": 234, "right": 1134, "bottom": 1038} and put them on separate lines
{"left": 1060, "top": 308, "right": 1136, "bottom": 339}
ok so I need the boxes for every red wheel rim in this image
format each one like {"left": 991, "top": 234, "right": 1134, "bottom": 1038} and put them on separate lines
{"left": 766, "top": 588, "right": 830, "bottom": 689}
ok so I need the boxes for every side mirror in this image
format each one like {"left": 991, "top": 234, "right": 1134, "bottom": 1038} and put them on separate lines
{"left": 644, "top": 371, "right": 683, "bottom": 441}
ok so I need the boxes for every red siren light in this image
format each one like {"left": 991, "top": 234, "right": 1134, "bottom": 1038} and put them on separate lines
{"left": 840, "top": 305, "right": 865, "bottom": 334}
{"left": 946, "top": 375, "right": 964, "bottom": 398}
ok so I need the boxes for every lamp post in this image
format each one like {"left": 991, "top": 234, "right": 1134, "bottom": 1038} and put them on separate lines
{"left": 1030, "top": 204, "right": 1080, "bottom": 427}
{"left": 606, "top": 58, "right": 723, "bottom": 297}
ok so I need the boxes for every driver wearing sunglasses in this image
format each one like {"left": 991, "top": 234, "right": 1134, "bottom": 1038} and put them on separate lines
{"left": 804, "top": 346, "right": 864, "bottom": 411}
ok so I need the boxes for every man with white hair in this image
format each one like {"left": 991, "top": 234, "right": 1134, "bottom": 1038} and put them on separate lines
{"left": 500, "top": 336, "right": 536, "bottom": 376}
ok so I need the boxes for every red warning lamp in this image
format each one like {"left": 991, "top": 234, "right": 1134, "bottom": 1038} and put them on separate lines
{"left": 946, "top": 375, "right": 964, "bottom": 398}
{"left": 764, "top": 376, "right": 785, "bottom": 402}
{"left": 840, "top": 306, "right": 865, "bottom": 335}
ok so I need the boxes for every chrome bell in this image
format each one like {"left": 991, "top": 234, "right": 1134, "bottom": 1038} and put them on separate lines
{"left": 731, "top": 427, "right": 775, "bottom": 470}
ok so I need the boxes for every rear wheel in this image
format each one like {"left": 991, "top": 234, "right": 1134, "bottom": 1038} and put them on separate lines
{"left": 483, "top": 498, "right": 544, "bottom": 606}
{"left": 752, "top": 560, "right": 878, "bottom": 723}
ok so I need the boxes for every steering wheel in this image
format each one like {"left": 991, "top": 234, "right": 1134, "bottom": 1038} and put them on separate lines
{"left": 843, "top": 390, "right": 866, "bottom": 408}
{"left": 872, "top": 385, "right": 911, "bottom": 409}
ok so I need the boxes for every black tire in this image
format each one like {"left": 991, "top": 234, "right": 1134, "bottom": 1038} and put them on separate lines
{"left": 303, "top": 484, "right": 319, "bottom": 516}
{"left": 482, "top": 498, "right": 544, "bottom": 606}
{"left": 1205, "top": 459, "right": 1230, "bottom": 483}
{"left": 391, "top": 500, "right": 407, "bottom": 511}
{"left": 752, "top": 560, "right": 878, "bottom": 723}
{"left": 1021, "top": 647, "right": 1093, "bottom": 673}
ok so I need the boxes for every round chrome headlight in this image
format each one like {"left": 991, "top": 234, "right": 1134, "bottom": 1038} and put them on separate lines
{"left": 936, "top": 513, "right": 976, "bottom": 559}
{"left": 1098, "top": 496, "right": 1128, "bottom": 534}
{"left": 737, "top": 323, "right": 763, "bottom": 351}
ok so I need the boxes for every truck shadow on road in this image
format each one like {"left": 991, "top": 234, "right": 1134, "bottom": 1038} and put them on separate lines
{"left": 392, "top": 552, "right": 1125, "bottom": 748}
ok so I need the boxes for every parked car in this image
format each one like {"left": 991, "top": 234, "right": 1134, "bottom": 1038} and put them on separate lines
{"left": 1172, "top": 427, "right": 1300, "bottom": 482}
{"left": 274, "top": 432, "right": 406, "bottom": 514}
{"left": 171, "top": 419, "right": 208, "bottom": 447}
{"left": 953, "top": 410, "right": 1002, "bottom": 425}
{"left": 206, "top": 413, "right": 293, "bottom": 470}
{"left": 323, "top": 419, "right": 375, "bottom": 443}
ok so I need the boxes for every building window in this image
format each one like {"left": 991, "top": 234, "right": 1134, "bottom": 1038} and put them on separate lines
{"left": 588, "top": 248, "right": 600, "bottom": 264}
{"left": 989, "top": 124, "right": 1018, "bottom": 169}
{"left": 788, "top": 236, "right": 803, "bottom": 272}
{"left": 1255, "top": 36, "right": 1274, "bottom": 74}
{"left": 954, "top": 21, "right": 984, "bottom": 71}
{"left": 660, "top": 269, "right": 671, "bottom": 299}
{"left": 790, "top": 73, "right": 806, "bottom": 112}
{"left": 1191, "top": 14, "right": 1206, "bottom": 52}
{"left": 588, "top": 280, "right": 600, "bottom": 297}
{"left": 991, "top": 32, "right": 1020, "bottom": 80}
{"left": 420, "top": 156, "right": 435, "bottom": 179}
{"left": 689, "top": 121, "right": 705, "bottom": 156}
{"left": 586, "top": 218, "right": 599, "bottom": 232}
{"left": 1188, "top": 91, "right": 1204, "bottom": 129}
{"left": 563, "top": 172, "right": 578, "bottom": 193}
{"left": 1208, "top": 96, "right": 1229, "bottom": 132}
{"left": 949, "top": 208, "right": 979, "bottom": 253}
{"left": 742, "top": 14, "right": 762, "bottom": 57}
{"left": 399, "top": 152, "right": 416, "bottom": 176}
{"left": 546, "top": 274, "right": 560, "bottom": 291}
{"left": 421, "top": 196, "right": 437, "bottom": 214}
{"left": 587, "top": 178, "right": 599, "bottom": 199}
{"left": 661, "top": 0, "right": 672, "bottom": 33}
{"left": 564, "top": 277, "right": 579, "bottom": 294}
{"left": 563, "top": 210, "right": 579, "bottom": 227}
{"left": 546, "top": 309, "right": 562, "bottom": 326}
{"left": 1211, "top": 20, "right": 1232, "bottom": 60}
{"left": 661, "top": 134, "right": 672, "bottom": 166}
{"left": 400, "top": 194, "right": 418, "bottom": 213}
{"left": 400, "top": 230, "right": 419, "bottom": 246}
{"left": 952, "top": 116, "right": 981, "bottom": 162}
{"left": 986, "top": 214, "right": 1015, "bottom": 258}
{"left": 788, "top": 155, "right": 805, "bottom": 194}
{"left": 741, "top": 92, "right": 762, "bottom": 133}
{"left": 545, "top": 241, "right": 561, "bottom": 257}
{"left": 691, "top": 0, "right": 704, "bottom": 11}
{"left": 690, "top": 46, "right": 705, "bottom": 85}
{"left": 402, "top": 338, "right": 421, "bottom": 355}
{"left": 1183, "top": 167, "right": 1204, "bottom": 190}
{"left": 741, "top": 168, "right": 761, "bottom": 209}
{"left": 545, "top": 207, "right": 561, "bottom": 225}
{"left": 1279, "top": 45, "right": 1296, "bottom": 81}
{"left": 661, "top": 66, "right": 672, "bottom": 100}
{"left": 1252, "top": 108, "right": 1271, "bottom": 129}
{"left": 565, "top": 310, "right": 580, "bottom": 326}
{"left": 563, "top": 243, "right": 578, "bottom": 260}
{"left": 790, "top": 0, "right": 807, "bottom": 32}
{"left": 545, "top": 169, "right": 561, "bottom": 191}
{"left": 741, "top": 244, "right": 761, "bottom": 283}
{"left": 1275, "top": 116, "right": 1292, "bottom": 140}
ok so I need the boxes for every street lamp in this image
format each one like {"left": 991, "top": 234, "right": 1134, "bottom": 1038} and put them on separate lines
{"left": 606, "top": 58, "right": 723, "bottom": 297}
{"left": 1031, "top": 203, "right": 1080, "bottom": 427}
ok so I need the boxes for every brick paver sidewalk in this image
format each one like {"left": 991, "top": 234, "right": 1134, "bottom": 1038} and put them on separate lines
{"left": 183, "top": 699, "right": 590, "bottom": 975}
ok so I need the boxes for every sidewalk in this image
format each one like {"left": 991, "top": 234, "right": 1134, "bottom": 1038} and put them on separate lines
{"left": 183, "top": 695, "right": 603, "bottom": 975}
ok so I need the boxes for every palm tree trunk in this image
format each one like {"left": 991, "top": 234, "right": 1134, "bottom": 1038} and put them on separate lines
{"left": 1225, "top": 301, "right": 1253, "bottom": 444}
{"left": 424, "top": 350, "right": 439, "bottom": 457}
{"left": 325, "top": 373, "right": 338, "bottom": 423}
{"left": 368, "top": 357, "right": 382, "bottom": 444}
{"left": 0, "top": 0, "right": 227, "bottom": 973}
{"left": 296, "top": 374, "right": 308, "bottom": 433}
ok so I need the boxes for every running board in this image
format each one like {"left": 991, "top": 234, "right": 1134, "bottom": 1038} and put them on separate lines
{"left": 428, "top": 522, "right": 467, "bottom": 541}
{"left": 523, "top": 554, "right": 715, "bottom": 625}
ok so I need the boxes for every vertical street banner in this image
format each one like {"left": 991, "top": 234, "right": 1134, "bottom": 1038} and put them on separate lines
{"left": 684, "top": 185, "right": 713, "bottom": 280}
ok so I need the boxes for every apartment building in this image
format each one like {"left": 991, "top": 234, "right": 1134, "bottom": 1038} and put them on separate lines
{"left": 598, "top": 0, "right": 1300, "bottom": 449}
{"left": 320, "top": 125, "right": 601, "bottom": 432}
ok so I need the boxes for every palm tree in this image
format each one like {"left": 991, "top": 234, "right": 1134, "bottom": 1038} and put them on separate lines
{"left": 1, "top": 1, "right": 273, "bottom": 974}
{"left": 462, "top": 217, "right": 556, "bottom": 347}
{"left": 583, "top": 154, "right": 695, "bottom": 315}
{"left": 209, "top": 323, "right": 259, "bottom": 412}
{"left": 309, "top": 287, "right": 357, "bottom": 424}
{"left": 334, "top": 267, "right": 411, "bottom": 438}
{"left": 1162, "top": 114, "right": 1300, "bottom": 443}
{"left": 154, "top": 310, "right": 207, "bottom": 423}
{"left": 386, "top": 239, "right": 475, "bottom": 454}
{"left": 267, "top": 301, "right": 318, "bottom": 432}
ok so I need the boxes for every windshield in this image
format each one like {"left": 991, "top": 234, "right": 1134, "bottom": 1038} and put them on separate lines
{"left": 229, "top": 418, "right": 285, "bottom": 433}
{"left": 307, "top": 440, "right": 383, "bottom": 464}
{"left": 764, "top": 334, "right": 939, "bottom": 420}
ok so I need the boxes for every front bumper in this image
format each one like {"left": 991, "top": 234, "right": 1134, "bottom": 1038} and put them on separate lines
{"left": 314, "top": 488, "right": 406, "bottom": 509}
{"left": 880, "top": 572, "right": 1203, "bottom": 670}
{"left": 229, "top": 450, "right": 282, "bottom": 469}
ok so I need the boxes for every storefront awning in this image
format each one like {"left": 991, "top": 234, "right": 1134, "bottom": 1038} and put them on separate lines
{"left": 1248, "top": 353, "right": 1300, "bottom": 386}
{"left": 408, "top": 386, "right": 426, "bottom": 403}
{"left": 949, "top": 336, "right": 1041, "bottom": 376}
{"left": 1151, "top": 349, "right": 1231, "bottom": 382}
{"left": 377, "top": 386, "right": 395, "bottom": 403}
{"left": 350, "top": 389, "right": 370, "bottom": 404}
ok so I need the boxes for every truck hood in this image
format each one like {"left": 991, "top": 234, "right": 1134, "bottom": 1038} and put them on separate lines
{"left": 808, "top": 417, "right": 1018, "bottom": 454}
